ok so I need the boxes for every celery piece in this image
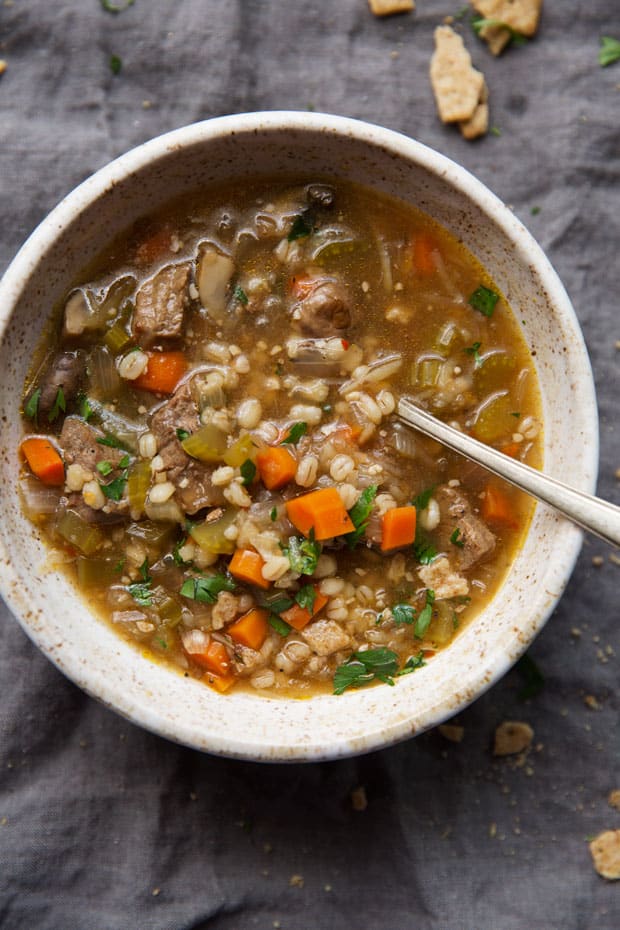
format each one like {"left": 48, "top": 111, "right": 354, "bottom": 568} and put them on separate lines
{"left": 127, "top": 461, "right": 151, "bottom": 515}
{"left": 181, "top": 423, "right": 227, "bottom": 463}
{"left": 427, "top": 601, "right": 456, "bottom": 646}
{"left": 56, "top": 510, "right": 104, "bottom": 556}
{"left": 126, "top": 520, "right": 174, "bottom": 547}
{"left": 104, "top": 321, "right": 132, "bottom": 355}
{"left": 472, "top": 393, "right": 515, "bottom": 442}
{"left": 415, "top": 357, "right": 442, "bottom": 388}
{"left": 223, "top": 433, "right": 255, "bottom": 468}
{"left": 190, "top": 508, "right": 238, "bottom": 555}
{"left": 151, "top": 588, "right": 183, "bottom": 626}
{"left": 76, "top": 556, "right": 121, "bottom": 588}
{"left": 474, "top": 352, "right": 516, "bottom": 394}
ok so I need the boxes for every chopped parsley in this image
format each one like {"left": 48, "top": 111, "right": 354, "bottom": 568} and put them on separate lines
{"left": 100, "top": 475, "right": 127, "bottom": 501}
{"left": 295, "top": 584, "right": 316, "bottom": 614}
{"left": 234, "top": 285, "right": 249, "bottom": 305}
{"left": 511, "top": 411, "right": 521, "bottom": 419}
{"left": 180, "top": 572, "right": 236, "bottom": 604}
{"left": 283, "top": 534, "right": 321, "bottom": 575}
{"left": 79, "top": 394, "right": 94, "bottom": 422}
{"left": 96, "top": 461, "right": 114, "bottom": 477}
{"left": 261, "top": 593, "right": 294, "bottom": 614}
{"left": 97, "top": 433, "right": 126, "bottom": 449}
{"left": 172, "top": 538, "right": 191, "bottom": 567}
{"left": 450, "top": 527, "right": 465, "bottom": 548}
{"left": 24, "top": 388, "right": 41, "bottom": 424}
{"left": 392, "top": 603, "right": 416, "bottom": 626}
{"left": 268, "top": 614, "right": 292, "bottom": 637}
{"left": 413, "top": 486, "right": 435, "bottom": 511}
{"left": 397, "top": 651, "right": 427, "bottom": 676}
{"left": 100, "top": 0, "right": 134, "bottom": 12}
{"left": 47, "top": 386, "right": 66, "bottom": 423}
{"left": 127, "top": 558, "right": 152, "bottom": 606}
{"left": 469, "top": 285, "right": 500, "bottom": 318}
{"left": 119, "top": 454, "right": 131, "bottom": 468}
{"left": 471, "top": 15, "right": 527, "bottom": 47}
{"left": 413, "top": 535, "right": 437, "bottom": 565}
{"left": 333, "top": 647, "right": 400, "bottom": 695}
{"left": 464, "top": 341, "right": 483, "bottom": 367}
{"left": 489, "top": 126, "right": 502, "bottom": 137}
{"left": 516, "top": 653, "right": 545, "bottom": 701}
{"left": 109, "top": 54, "right": 122, "bottom": 75}
{"left": 414, "top": 589, "right": 435, "bottom": 639}
{"left": 287, "top": 212, "right": 313, "bottom": 242}
{"left": 599, "top": 36, "right": 620, "bottom": 67}
{"left": 240, "top": 458, "right": 256, "bottom": 486}
{"left": 345, "top": 484, "right": 378, "bottom": 549}
{"left": 176, "top": 428, "right": 190, "bottom": 442}
{"left": 281, "top": 421, "right": 307, "bottom": 445}
{"left": 270, "top": 506, "right": 278, "bottom": 522}
{"left": 530, "top": 206, "right": 541, "bottom": 216}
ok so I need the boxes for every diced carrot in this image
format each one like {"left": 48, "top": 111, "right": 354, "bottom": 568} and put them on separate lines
{"left": 134, "top": 224, "right": 173, "bottom": 266}
{"left": 188, "top": 637, "right": 232, "bottom": 676}
{"left": 20, "top": 437, "right": 65, "bottom": 486}
{"left": 204, "top": 672, "right": 236, "bottom": 693}
{"left": 412, "top": 233, "right": 437, "bottom": 274}
{"left": 481, "top": 484, "right": 519, "bottom": 529}
{"left": 380, "top": 505, "right": 417, "bottom": 551}
{"left": 500, "top": 441, "right": 521, "bottom": 458}
{"left": 227, "top": 608, "right": 269, "bottom": 651}
{"left": 228, "top": 548, "right": 270, "bottom": 590}
{"left": 286, "top": 487, "right": 355, "bottom": 540}
{"left": 256, "top": 446, "right": 297, "bottom": 490}
{"left": 289, "top": 274, "right": 317, "bottom": 300}
{"left": 133, "top": 351, "right": 187, "bottom": 394}
{"left": 281, "top": 588, "right": 328, "bottom": 632}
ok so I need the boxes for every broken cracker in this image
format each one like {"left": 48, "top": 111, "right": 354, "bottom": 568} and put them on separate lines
{"left": 471, "top": 0, "right": 542, "bottom": 56}
{"left": 368, "top": 0, "right": 414, "bottom": 16}
{"left": 438, "top": 724, "right": 465, "bottom": 743}
{"left": 589, "top": 830, "right": 620, "bottom": 881}
{"left": 459, "top": 79, "right": 489, "bottom": 139}
{"left": 608, "top": 790, "right": 620, "bottom": 811}
{"left": 493, "top": 720, "right": 533, "bottom": 756}
{"left": 430, "top": 26, "right": 485, "bottom": 124}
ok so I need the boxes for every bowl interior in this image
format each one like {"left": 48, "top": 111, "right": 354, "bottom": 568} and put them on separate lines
{"left": 0, "top": 113, "right": 597, "bottom": 760}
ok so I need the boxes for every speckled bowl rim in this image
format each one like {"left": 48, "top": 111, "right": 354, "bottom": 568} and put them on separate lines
{"left": 0, "top": 112, "right": 598, "bottom": 761}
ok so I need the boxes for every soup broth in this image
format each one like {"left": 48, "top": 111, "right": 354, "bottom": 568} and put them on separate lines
{"left": 19, "top": 178, "right": 542, "bottom": 697}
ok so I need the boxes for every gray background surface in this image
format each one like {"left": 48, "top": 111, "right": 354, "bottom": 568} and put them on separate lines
{"left": 1, "top": 2, "right": 619, "bottom": 928}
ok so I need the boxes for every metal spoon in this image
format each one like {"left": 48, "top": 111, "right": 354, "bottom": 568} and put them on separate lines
{"left": 397, "top": 397, "right": 620, "bottom": 548}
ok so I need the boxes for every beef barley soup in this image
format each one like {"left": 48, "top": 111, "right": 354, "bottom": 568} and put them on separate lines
{"left": 19, "top": 178, "right": 542, "bottom": 697}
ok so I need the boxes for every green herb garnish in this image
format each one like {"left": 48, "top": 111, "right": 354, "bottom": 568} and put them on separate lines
{"left": 345, "top": 484, "right": 378, "bottom": 549}
{"left": 240, "top": 458, "right": 256, "bottom": 486}
{"left": 489, "top": 126, "right": 502, "bottom": 137}
{"left": 392, "top": 603, "right": 416, "bottom": 625}
{"left": 24, "top": 388, "right": 41, "bottom": 424}
{"left": 47, "top": 386, "right": 66, "bottom": 423}
{"left": 261, "top": 593, "right": 294, "bottom": 614}
{"left": 288, "top": 213, "right": 313, "bottom": 242}
{"left": 397, "top": 651, "right": 427, "bottom": 676}
{"left": 413, "top": 536, "right": 437, "bottom": 565}
{"left": 295, "top": 584, "right": 316, "bottom": 614}
{"left": 97, "top": 433, "right": 126, "bottom": 449}
{"left": 127, "top": 558, "right": 152, "bottom": 606}
{"left": 450, "top": 527, "right": 465, "bottom": 548}
{"left": 96, "top": 461, "right": 114, "bottom": 477}
{"left": 413, "top": 487, "right": 435, "bottom": 511}
{"left": 100, "top": 0, "right": 134, "bottom": 12}
{"left": 469, "top": 285, "right": 500, "bottom": 318}
{"left": 599, "top": 36, "right": 620, "bottom": 67}
{"left": 464, "top": 341, "right": 483, "bottom": 367}
{"left": 281, "top": 421, "right": 307, "bottom": 445}
{"left": 172, "top": 538, "right": 191, "bottom": 567}
{"left": 234, "top": 285, "right": 249, "bottom": 305}
{"left": 176, "top": 428, "right": 190, "bottom": 442}
{"left": 530, "top": 206, "right": 541, "bottom": 216}
{"left": 516, "top": 653, "right": 545, "bottom": 701}
{"left": 268, "top": 614, "right": 292, "bottom": 637}
{"left": 109, "top": 54, "right": 122, "bottom": 75}
{"left": 100, "top": 475, "right": 127, "bottom": 501}
{"left": 79, "top": 394, "right": 94, "bottom": 422}
{"left": 414, "top": 589, "right": 435, "bottom": 639}
{"left": 119, "top": 454, "right": 131, "bottom": 468}
{"left": 511, "top": 411, "right": 521, "bottom": 419}
{"left": 333, "top": 648, "right": 399, "bottom": 695}
{"left": 180, "top": 573, "right": 236, "bottom": 604}
{"left": 270, "top": 506, "right": 278, "bottom": 522}
{"left": 283, "top": 534, "right": 321, "bottom": 575}
{"left": 471, "top": 15, "right": 527, "bottom": 47}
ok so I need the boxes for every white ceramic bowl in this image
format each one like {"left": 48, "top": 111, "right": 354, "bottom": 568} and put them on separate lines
{"left": 0, "top": 112, "right": 598, "bottom": 761}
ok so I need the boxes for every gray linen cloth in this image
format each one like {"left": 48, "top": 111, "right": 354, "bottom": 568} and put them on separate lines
{"left": 0, "top": 2, "right": 618, "bottom": 928}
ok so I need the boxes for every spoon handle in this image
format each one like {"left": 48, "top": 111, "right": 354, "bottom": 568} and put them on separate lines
{"left": 398, "top": 398, "right": 620, "bottom": 548}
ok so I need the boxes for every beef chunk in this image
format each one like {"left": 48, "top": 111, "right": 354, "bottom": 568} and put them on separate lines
{"left": 37, "top": 351, "right": 85, "bottom": 416}
{"left": 293, "top": 279, "right": 351, "bottom": 337}
{"left": 434, "top": 484, "right": 495, "bottom": 570}
{"left": 60, "top": 416, "right": 125, "bottom": 472}
{"left": 132, "top": 262, "right": 191, "bottom": 345}
{"left": 149, "top": 382, "right": 225, "bottom": 514}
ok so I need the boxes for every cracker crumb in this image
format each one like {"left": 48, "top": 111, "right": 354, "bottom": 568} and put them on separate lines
{"left": 368, "top": 0, "right": 414, "bottom": 16}
{"left": 489, "top": 822, "right": 497, "bottom": 838}
{"left": 471, "top": 0, "right": 542, "bottom": 55}
{"left": 0, "top": 60, "right": 7, "bottom": 76}
{"left": 438, "top": 723, "right": 465, "bottom": 743}
{"left": 592, "top": 555, "right": 604, "bottom": 567}
{"left": 590, "top": 830, "right": 620, "bottom": 880}
{"left": 493, "top": 720, "right": 533, "bottom": 756}
{"left": 459, "top": 79, "right": 489, "bottom": 140}
{"left": 608, "top": 790, "right": 620, "bottom": 811}
{"left": 584, "top": 694, "right": 600, "bottom": 710}
{"left": 351, "top": 785, "right": 368, "bottom": 811}
{"left": 152, "top": 887, "right": 161, "bottom": 897}
{"left": 570, "top": 626, "right": 582, "bottom": 638}
{"left": 289, "top": 874, "right": 304, "bottom": 888}
{"left": 430, "top": 26, "right": 485, "bottom": 124}
{"left": 609, "top": 553, "right": 620, "bottom": 567}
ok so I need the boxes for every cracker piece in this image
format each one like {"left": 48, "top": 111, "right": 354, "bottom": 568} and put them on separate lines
{"left": 479, "top": 24, "right": 512, "bottom": 56}
{"left": 471, "top": 0, "right": 542, "bottom": 37}
{"left": 493, "top": 720, "right": 533, "bottom": 756}
{"left": 459, "top": 79, "right": 489, "bottom": 139}
{"left": 589, "top": 830, "right": 620, "bottom": 881}
{"left": 608, "top": 790, "right": 620, "bottom": 811}
{"left": 368, "top": 0, "right": 414, "bottom": 16}
{"left": 438, "top": 724, "right": 465, "bottom": 743}
{"left": 430, "top": 26, "right": 485, "bottom": 123}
